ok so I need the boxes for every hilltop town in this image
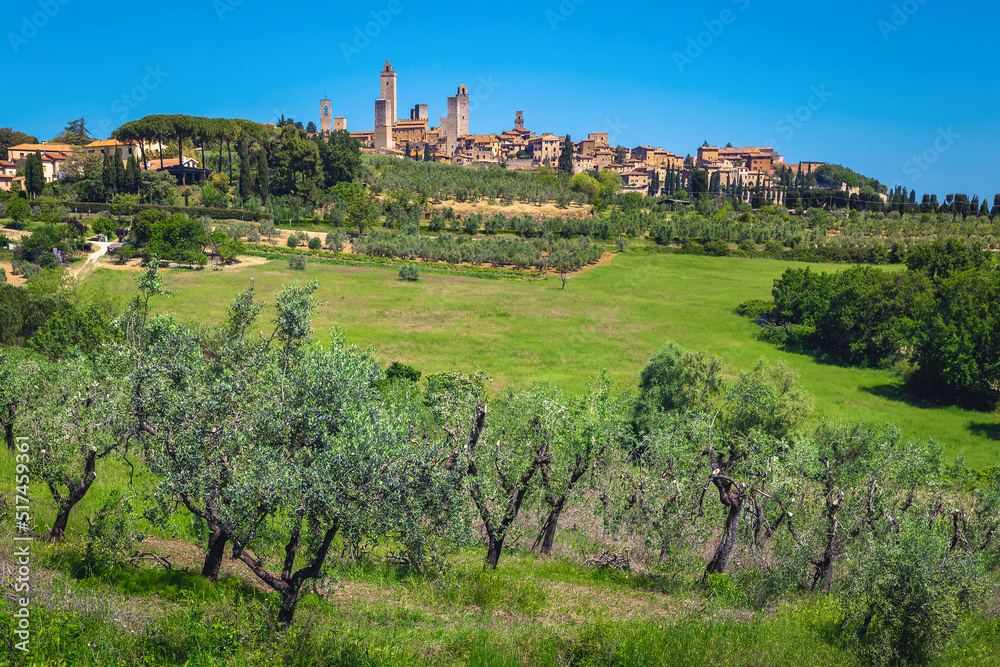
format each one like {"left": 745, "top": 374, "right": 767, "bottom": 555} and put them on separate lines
{"left": 326, "top": 60, "right": 842, "bottom": 208}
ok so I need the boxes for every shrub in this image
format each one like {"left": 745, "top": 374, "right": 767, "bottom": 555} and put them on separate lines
{"left": 385, "top": 362, "right": 421, "bottom": 383}
{"left": 288, "top": 256, "right": 307, "bottom": 270}
{"left": 308, "top": 236, "right": 321, "bottom": 250}
{"left": 399, "top": 265, "right": 420, "bottom": 281}
{"left": 734, "top": 299, "right": 773, "bottom": 320}
{"left": 286, "top": 234, "right": 300, "bottom": 248}
{"left": 703, "top": 240, "right": 731, "bottom": 257}
{"left": 838, "top": 519, "right": 984, "bottom": 667}
{"left": 0, "top": 266, "right": 5, "bottom": 283}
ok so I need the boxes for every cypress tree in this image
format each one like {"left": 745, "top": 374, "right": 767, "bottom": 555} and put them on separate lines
{"left": 25, "top": 152, "right": 44, "bottom": 200}
{"left": 127, "top": 155, "right": 141, "bottom": 194}
{"left": 102, "top": 151, "right": 113, "bottom": 200}
{"left": 992, "top": 194, "right": 1000, "bottom": 218}
{"left": 980, "top": 199, "right": 989, "bottom": 217}
{"left": 558, "top": 135, "right": 574, "bottom": 174}
{"left": 255, "top": 150, "right": 269, "bottom": 204}
{"left": 113, "top": 148, "right": 126, "bottom": 195}
{"left": 239, "top": 152, "right": 251, "bottom": 202}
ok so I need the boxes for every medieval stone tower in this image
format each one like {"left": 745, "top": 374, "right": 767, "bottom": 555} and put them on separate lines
{"left": 320, "top": 99, "right": 332, "bottom": 134}
{"left": 446, "top": 85, "right": 470, "bottom": 155}
{"left": 515, "top": 111, "right": 524, "bottom": 131}
{"left": 375, "top": 99, "right": 394, "bottom": 151}
{"left": 380, "top": 60, "right": 398, "bottom": 126}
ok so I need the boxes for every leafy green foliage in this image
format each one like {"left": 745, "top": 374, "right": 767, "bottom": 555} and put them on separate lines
{"left": 838, "top": 516, "right": 985, "bottom": 667}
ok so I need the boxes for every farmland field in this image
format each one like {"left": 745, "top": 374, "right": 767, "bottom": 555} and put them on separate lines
{"left": 80, "top": 251, "right": 1000, "bottom": 469}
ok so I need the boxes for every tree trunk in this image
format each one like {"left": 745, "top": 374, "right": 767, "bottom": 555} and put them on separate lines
{"left": 658, "top": 534, "right": 672, "bottom": 566}
{"left": 485, "top": 536, "right": 505, "bottom": 570}
{"left": 47, "top": 451, "right": 98, "bottom": 543}
{"left": 276, "top": 587, "right": 301, "bottom": 630}
{"left": 3, "top": 407, "right": 15, "bottom": 452}
{"left": 227, "top": 140, "right": 233, "bottom": 182}
{"left": 815, "top": 500, "right": 840, "bottom": 593}
{"left": 49, "top": 507, "right": 71, "bottom": 543}
{"left": 201, "top": 525, "right": 228, "bottom": 580}
{"left": 535, "top": 500, "right": 565, "bottom": 555}
{"left": 706, "top": 498, "right": 742, "bottom": 575}
{"left": 178, "top": 134, "right": 185, "bottom": 186}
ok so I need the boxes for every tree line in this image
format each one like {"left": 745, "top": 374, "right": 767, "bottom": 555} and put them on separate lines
{"left": 745, "top": 239, "right": 1000, "bottom": 411}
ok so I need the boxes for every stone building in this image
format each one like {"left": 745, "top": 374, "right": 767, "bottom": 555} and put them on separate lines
{"left": 445, "top": 85, "right": 470, "bottom": 156}
{"left": 375, "top": 99, "right": 394, "bottom": 151}
{"left": 320, "top": 99, "right": 332, "bottom": 134}
{"left": 380, "top": 60, "right": 398, "bottom": 130}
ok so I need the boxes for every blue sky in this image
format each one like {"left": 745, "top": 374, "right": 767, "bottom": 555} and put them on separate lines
{"left": 5, "top": 0, "right": 998, "bottom": 200}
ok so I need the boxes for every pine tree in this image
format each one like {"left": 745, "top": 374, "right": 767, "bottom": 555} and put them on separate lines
{"left": 255, "top": 150, "right": 269, "bottom": 204}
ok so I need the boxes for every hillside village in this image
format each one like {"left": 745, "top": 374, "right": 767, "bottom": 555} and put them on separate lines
{"left": 335, "top": 60, "right": 857, "bottom": 208}
{"left": 2, "top": 60, "right": 864, "bottom": 211}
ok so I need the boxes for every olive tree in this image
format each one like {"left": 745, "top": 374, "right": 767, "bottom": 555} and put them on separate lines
{"left": 531, "top": 372, "right": 629, "bottom": 554}
{"left": 0, "top": 349, "right": 45, "bottom": 453}
{"left": 132, "top": 282, "right": 272, "bottom": 579}
{"left": 19, "top": 354, "right": 128, "bottom": 542}
{"left": 137, "top": 280, "right": 458, "bottom": 628}
{"left": 433, "top": 374, "right": 560, "bottom": 570}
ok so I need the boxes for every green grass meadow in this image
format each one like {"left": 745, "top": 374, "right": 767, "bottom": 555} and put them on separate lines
{"left": 80, "top": 252, "right": 1000, "bottom": 468}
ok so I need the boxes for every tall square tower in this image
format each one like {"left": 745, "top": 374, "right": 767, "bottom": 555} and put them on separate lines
{"left": 445, "top": 85, "right": 470, "bottom": 155}
{"left": 320, "top": 99, "right": 332, "bottom": 134}
{"left": 380, "top": 60, "right": 397, "bottom": 126}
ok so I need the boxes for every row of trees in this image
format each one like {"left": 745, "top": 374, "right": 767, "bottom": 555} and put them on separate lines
{"left": 353, "top": 230, "right": 603, "bottom": 271}
{"left": 3, "top": 275, "right": 997, "bottom": 663}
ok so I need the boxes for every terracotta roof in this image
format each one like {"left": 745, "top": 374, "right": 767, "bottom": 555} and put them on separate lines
{"left": 85, "top": 139, "right": 138, "bottom": 148}
{"left": 143, "top": 157, "right": 199, "bottom": 170}
{"left": 7, "top": 143, "right": 75, "bottom": 153}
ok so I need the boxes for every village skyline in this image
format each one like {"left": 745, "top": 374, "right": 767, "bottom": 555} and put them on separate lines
{"left": 5, "top": 0, "right": 998, "bottom": 199}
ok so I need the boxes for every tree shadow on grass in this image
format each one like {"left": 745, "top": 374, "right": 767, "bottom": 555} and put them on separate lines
{"left": 859, "top": 382, "right": 942, "bottom": 410}
{"left": 968, "top": 422, "right": 1000, "bottom": 441}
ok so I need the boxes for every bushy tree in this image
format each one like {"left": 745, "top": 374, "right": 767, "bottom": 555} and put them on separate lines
{"left": 18, "top": 353, "right": 128, "bottom": 541}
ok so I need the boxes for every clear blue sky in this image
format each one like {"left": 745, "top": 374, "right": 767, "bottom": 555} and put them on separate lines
{"left": 5, "top": 0, "right": 998, "bottom": 200}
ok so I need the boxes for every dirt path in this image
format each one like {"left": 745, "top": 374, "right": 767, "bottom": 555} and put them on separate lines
{"left": 71, "top": 240, "right": 111, "bottom": 280}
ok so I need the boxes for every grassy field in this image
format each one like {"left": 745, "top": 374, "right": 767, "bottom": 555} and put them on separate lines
{"left": 4, "top": 536, "right": 997, "bottom": 666}
{"left": 79, "top": 251, "right": 1000, "bottom": 469}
